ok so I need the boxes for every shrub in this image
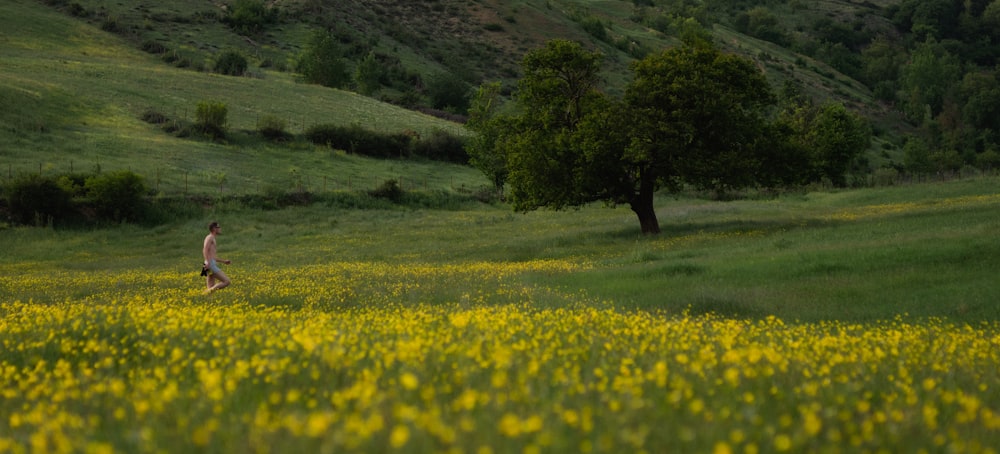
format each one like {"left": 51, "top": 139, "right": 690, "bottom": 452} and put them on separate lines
{"left": 872, "top": 167, "right": 899, "bottom": 186}
{"left": 303, "top": 123, "right": 410, "bottom": 158}
{"left": 296, "top": 31, "right": 350, "bottom": 88}
{"left": 579, "top": 16, "right": 608, "bottom": 42}
{"left": 195, "top": 101, "right": 228, "bottom": 139}
{"left": 84, "top": 170, "right": 147, "bottom": 223}
{"left": 140, "top": 108, "right": 169, "bottom": 124}
{"left": 412, "top": 129, "right": 469, "bottom": 163}
{"left": 213, "top": 50, "right": 248, "bottom": 76}
{"left": 224, "top": 0, "right": 278, "bottom": 35}
{"left": 141, "top": 39, "right": 168, "bottom": 55}
{"left": 257, "top": 115, "right": 291, "bottom": 141}
{"left": 3, "top": 174, "right": 74, "bottom": 226}
{"left": 370, "top": 179, "right": 403, "bottom": 202}
{"left": 426, "top": 72, "right": 470, "bottom": 112}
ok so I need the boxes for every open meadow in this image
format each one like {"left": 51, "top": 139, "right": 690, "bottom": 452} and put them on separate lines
{"left": 2, "top": 177, "right": 1000, "bottom": 453}
{"left": 3, "top": 1, "right": 1000, "bottom": 452}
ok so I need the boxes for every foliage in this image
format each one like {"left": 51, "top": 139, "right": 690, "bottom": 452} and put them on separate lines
{"left": 256, "top": 114, "right": 291, "bottom": 141}
{"left": 425, "top": 72, "right": 471, "bottom": 113}
{"left": 504, "top": 39, "right": 608, "bottom": 216}
{"left": 900, "top": 38, "right": 962, "bottom": 124}
{"left": 465, "top": 82, "right": 509, "bottom": 196}
{"left": 303, "top": 123, "right": 410, "bottom": 158}
{"left": 780, "top": 101, "right": 872, "bottom": 186}
{"left": 578, "top": 15, "right": 608, "bottom": 42}
{"left": 903, "top": 137, "right": 934, "bottom": 175}
{"left": 84, "top": 170, "right": 147, "bottom": 223}
{"left": 194, "top": 100, "right": 228, "bottom": 139}
{"left": 497, "top": 40, "right": 784, "bottom": 234}
{"left": 369, "top": 178, "right": 404, "bottom": 202}
{"left": 733, "top": 7, "right": 790, "bottom": 46}
{"left": 213, "top": 49, "right": 248, "bottom": 77}
{"left": 411, "top": 129, "right": 468, "bottom": 163}
{"left": 223, "top": 0, "right": 278, "bottom": 36}
{"left": 3, "top": 174, "right": 74, "bottom": 226}
{"left": 296, "top": 30, "right": 350, "bottom": 89}
{"left": 354, "top": 51, "right": 383, "bottom": 96}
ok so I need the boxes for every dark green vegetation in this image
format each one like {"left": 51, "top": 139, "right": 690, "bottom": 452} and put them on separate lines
{"left": 477, "top": 40, "right": 843, "bottom": 234}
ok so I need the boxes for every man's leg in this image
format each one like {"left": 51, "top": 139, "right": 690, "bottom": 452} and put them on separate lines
{"left": 207, "top": 269, "right": 231, "bottom": 292}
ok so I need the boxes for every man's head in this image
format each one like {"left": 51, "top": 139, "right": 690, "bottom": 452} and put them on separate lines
{"left": 208, "top": 221, "right": 220, "bottom": 233}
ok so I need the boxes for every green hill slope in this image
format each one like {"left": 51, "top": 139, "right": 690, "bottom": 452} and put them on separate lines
{"left": 1, "top": 0, "right": 483, "bottom": 196}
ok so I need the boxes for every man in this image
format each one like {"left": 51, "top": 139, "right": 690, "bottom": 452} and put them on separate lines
{"left": 202, "top": 221, "right": 232, "bottom": 293}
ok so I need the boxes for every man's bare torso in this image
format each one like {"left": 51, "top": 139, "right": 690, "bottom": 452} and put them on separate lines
{"left": 203, "top": 234, "right": 217, "bottom": 261}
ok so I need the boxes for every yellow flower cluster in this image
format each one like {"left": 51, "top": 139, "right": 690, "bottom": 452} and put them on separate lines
{"left": 1, "top": 261, "right": 999, "bottom": 453}
{"left": 824, "top": 193, "right": 1000, "bottom": 222}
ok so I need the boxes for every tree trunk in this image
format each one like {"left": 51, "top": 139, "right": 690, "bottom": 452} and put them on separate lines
{"left": 630, "top": 200, "right": 661, "bottom": 234}
{"left": 629, "top": 172, "right": 660, "bottom": 234}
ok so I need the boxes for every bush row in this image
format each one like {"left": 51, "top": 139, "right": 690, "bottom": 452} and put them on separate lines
{"left": 304, "top": 124, "right": 468, "bottom": 163}
{"left": 1, "top": 171, "right": 496, "bottom": 228}
{"left": 139, "top": 104, "right": 468, "bottom": 164}
{"left": 2, "top": 171, "right": 148, "bottom": 226}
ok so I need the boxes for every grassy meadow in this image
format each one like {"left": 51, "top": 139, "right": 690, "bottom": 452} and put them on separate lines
{"left": 4, "top": 1, "right": 1000, "bottom": 453}
{"left": 3, "top": 176, "right": 1000, "bottom": 453}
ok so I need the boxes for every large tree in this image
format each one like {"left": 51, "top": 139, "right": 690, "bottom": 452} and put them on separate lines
{"left": 501, "top": 40, "right": 782, "bottom": 234}
{"left": 623, "top": 43, "right": 776, "bottom": 232}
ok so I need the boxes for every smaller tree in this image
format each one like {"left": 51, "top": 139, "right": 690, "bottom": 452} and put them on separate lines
{"left": 426, "top": 72, "right": 471, "bottom": 113}
{"left": 465, "top": 82, "right": 510, "bottom": 197}
{"left": 195, "top": 100, "right": 228, "bottom": 139}
{"left": 225, "top": 0, "right": 278, "bottom": 36}
{"left": 805, "top": 102, "right": 872, "bottom": 186}
{"left": 354, "top": 51, "right": 384, "bottom": 96}
{"left": 903, "top": 137, "right": 934, "bottom": 174}
{"left": 297, "top": 30, "right": 350, "bottom": 89}
{"left": 213, "top": 50, "right": 248, "bottom": 76}
{"left": 84, "top": 170, "right": 147, "bottom": 223}
{"left": 4, "top": 174, "right": 73, "bottom": 226}
{"left": 257, "top": 114, "right": 291, "bottom": 141}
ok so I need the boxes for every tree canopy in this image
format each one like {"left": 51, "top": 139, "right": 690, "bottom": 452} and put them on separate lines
{"left": 477, "top": 39, "right": 870, "bottom": 235}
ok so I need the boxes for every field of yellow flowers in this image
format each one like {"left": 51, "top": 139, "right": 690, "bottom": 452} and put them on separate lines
{"left": 2, "top": 258, "right": 999, "bottom": 454}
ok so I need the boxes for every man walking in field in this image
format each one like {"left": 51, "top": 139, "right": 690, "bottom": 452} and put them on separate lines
{"left": 202, "top": 221, "right": 232, "bottom": 293}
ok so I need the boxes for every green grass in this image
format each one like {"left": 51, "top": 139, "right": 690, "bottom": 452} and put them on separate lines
{"left": 1, "top": 0, "right": 481, "bottom": 196}
{"left": 3, "top": 175, "right": 998, "bottom": 324}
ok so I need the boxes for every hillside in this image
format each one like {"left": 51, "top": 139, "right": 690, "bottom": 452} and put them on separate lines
{"left": 0, "top": 0, "right": 486, "bottom": 199}
{"left": 33, "top": 0, "right": 890, "bottom": 108}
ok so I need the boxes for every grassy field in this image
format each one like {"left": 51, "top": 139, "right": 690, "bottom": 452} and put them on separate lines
{"left": 2, "top": 176, "right": 1000, "bottom": 453}
{"left": 4, "top": 1, "right": 1000, "bottom": 452}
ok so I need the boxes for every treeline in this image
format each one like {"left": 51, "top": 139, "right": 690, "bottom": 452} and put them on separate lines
{"left": 631, "top": 0, "right": 1000, "bottom": 173}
